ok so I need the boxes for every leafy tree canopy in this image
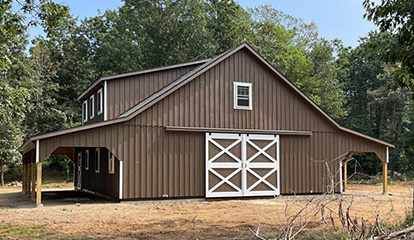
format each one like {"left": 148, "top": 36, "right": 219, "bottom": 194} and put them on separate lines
{"left": 363, "top": 0, "right": 414, "bottom": 90}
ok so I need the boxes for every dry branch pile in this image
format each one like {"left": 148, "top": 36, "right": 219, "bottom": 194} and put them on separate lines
{"left": 249, "top": 160, "right": 414, "bottom": 240}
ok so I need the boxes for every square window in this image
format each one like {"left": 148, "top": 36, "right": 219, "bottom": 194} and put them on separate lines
{"left": 97, "top": 88, "right": 103, "bottom": 115}
{"left": 108, "top": 152, "right": 115, "bottom": 174}
{"left": 82, "top": 100, "right": 88, "bottom": 123}
{"left": 90, "top": 95, "right": 95, "bottom": 119}
{"left": 234, "top": 82, "right": 252, "bottom": 110}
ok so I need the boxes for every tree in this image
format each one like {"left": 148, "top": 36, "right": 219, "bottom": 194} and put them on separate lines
{"left": 0, "top": 0, "right": 351, "bottom": 183}
{"left": 0, "top": 0, "right": 33, "bottom": 185}
{"left": 249, "top": 6, "right": 346, "bottom": 119}
{"left": 363, "top": 0, "right": 414, "bottom": 90}
{"left": 337, "top": 31, "right": 414, "bottom": 176}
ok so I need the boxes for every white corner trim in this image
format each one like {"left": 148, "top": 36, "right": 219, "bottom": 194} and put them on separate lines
{"left": 119, "top": 160, "right": 123, "bottom": 200}
{"left": 276, "top": 135, "right": 280, "bottom": 196}
{"left": 35, "top": 140, "right": 40, "bottom": 163}
{"left": 205, "top": 133, "right": 209, "bottom": 198}
{"left": 104, "top": 81, "right": 108, "bottom": 121}
{"left": 386, "top": 147, "right": 389, "bottom": 163}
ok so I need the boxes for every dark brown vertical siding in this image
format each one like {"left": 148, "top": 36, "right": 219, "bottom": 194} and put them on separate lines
{"left": 37, "top": 48, "right": 389, "bottom": 199}
{"left": 118, "top": 126, "right": 204, "bottom": 199}
{"left": 132, "top": 49, "right": 334, "bottom": 132}
{"left": 107, "top": 65, "right": 198, "bottom": 120}
{"left": 121, "top": 48, "right": 388, "bottom": 196}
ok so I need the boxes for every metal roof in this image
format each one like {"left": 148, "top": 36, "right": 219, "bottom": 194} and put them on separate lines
{"left": 77, "top": 59, "right": 209, "bottom": 100}
{"left": 23, "top": 43, "right": 394, "bottom": 149}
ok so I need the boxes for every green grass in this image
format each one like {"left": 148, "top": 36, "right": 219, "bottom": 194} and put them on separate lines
{"left": 0, "top": 224, "right": 93, "bottom": 240}
{"left": 0, "top": 223, "right": 49, "bottom": 240}
{"left": 42, "top": 170, "right": 74, "bottom": 189}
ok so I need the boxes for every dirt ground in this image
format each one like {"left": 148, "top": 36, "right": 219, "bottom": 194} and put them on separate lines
{"left": 0, "top": 183, "right": 412, "bottom": 239}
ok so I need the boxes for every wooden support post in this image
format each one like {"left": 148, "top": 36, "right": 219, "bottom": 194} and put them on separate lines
{"left": 25, "top": 163, "right": 28, "bottom": 195}
{"left": 35, "top": 140, "right": 42, "bottom": 207}
{"left": 383, "top": 161, "right": 388, "bottom": 194}
{"left": 24, "top": 163, "right": 27, "bottom": 194}
{"left": 31, "top": 163, "right": 36, "bottom": 200}
{"left": 27, "top": 162, "right": 32, "bottom": 196}
{"left": 26, "top": 163, "right": 29, "bottom": 195}
{"left": 35, "top": 162, "right": 42, "bottom": 207}
{"left": 344, "top": 160, "right": 348, "bottom": 191}
{"left": 24, "top": 163, "right": 28, "bottom": 194}
{"left": 21, "top": 163, "right": 25, "bottom": 193}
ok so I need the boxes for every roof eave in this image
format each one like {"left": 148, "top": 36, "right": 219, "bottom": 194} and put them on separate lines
{"left": 339, "top": 127, "right": 395, "bottom": 148}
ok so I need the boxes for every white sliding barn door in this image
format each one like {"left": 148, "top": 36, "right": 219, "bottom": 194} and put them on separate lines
{"left": 206, "top": 133, "right": 280, "bottom": 198}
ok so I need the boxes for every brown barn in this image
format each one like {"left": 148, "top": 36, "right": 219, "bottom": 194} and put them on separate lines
{"left": 21, "top": 43, "right": 393, "bottom": 206}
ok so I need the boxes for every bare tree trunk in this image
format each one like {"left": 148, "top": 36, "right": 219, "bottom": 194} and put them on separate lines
{"left": 0, "top": 161, "right": 4, "bottom": 186}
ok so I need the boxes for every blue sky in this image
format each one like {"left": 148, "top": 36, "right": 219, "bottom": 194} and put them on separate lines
{"left": 29, "top": 0, "right": 376, "bottom": 47}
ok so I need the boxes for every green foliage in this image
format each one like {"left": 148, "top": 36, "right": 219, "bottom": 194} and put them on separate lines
{"left": 0, "top": 0, "right": 413, "bottom": 183}
{"left": 363, "top": 0, "right": 414, "bottom": 90}
{"left": 0, "top": 0, "right": 33, "bottom": 185}
{"left": 337, "top": 32, "right": 414, "bottom": 176}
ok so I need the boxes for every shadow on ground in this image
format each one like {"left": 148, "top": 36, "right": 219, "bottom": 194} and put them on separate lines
{"left": 0, "top": 190, "right": 111, "bottom": 208}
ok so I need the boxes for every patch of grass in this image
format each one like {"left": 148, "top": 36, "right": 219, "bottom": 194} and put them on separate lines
{"left": 0, "top": 223, "right": 49, "bottom": 240}
{"left": 0, "top": 223, "right": 93, "bottom": 240}
{"left": 403, "top": 212, "right": 414, "bottom": 226}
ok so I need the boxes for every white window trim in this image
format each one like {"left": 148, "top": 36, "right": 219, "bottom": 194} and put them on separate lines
{"left": 95, "top": 148, "right": 100, "bottom": 173}
{"left": 109, "top": 152, "right": 115, "bottom": 174}
{"left": 97, "top": 88, "right": 103, "bottom": 115}
{"left": 82, "top": 100, "right": 88, "bottom": 123}
{"left": 233, "top": 82, "right": 252, "bottom": 110}
{"left": 85, "top": 150, "right": 89, "bottom": 170}
{"left": 90, "top": 95, "right": 95, "bottom": 119}
{"left": 104, "top": 81, "right": 108, "bottom": 121}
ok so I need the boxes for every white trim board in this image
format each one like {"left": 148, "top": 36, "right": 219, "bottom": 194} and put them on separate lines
{"left": 104, "top": 81, "right": 108, "bottom": 121}
{"left": 119, "top": 161, "right": 123, "bottom": 200}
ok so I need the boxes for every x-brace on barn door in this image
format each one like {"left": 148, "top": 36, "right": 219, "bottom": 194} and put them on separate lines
{"left": 206, "top": 133, "right": 280, "bottom": 198}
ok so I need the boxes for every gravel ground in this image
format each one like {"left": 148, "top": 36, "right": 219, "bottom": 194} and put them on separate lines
{"left": 0, "top": 183, "right": 412, "bottom": 239}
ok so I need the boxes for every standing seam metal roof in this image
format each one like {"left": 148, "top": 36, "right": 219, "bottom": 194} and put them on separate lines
{"left": 24, "top": 43, "right": 394, "bottom": 149}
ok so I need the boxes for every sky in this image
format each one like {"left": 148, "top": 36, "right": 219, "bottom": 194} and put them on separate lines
{"left": 29, "top": 0, "right": 377, "bottom": 47}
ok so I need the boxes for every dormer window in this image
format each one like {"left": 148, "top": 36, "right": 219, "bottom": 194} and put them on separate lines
{"left": 233, "top": 82, "right": 252, "bottom": 110}
{"left": 97, "top": 88, "right": 103, "bottom": 115}
{"left": 82, "top": 100, "right": 88, "bottom": 123}
{"left": 90, "top": 95, "right": 95, "bottom": 119}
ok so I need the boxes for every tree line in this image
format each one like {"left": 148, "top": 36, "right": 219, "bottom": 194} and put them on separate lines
{"left": 0, "top": 0, "right": 413, "bottom": 184}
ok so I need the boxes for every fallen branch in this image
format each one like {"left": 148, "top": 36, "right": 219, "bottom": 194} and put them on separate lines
{"left": 374, "top": 225, "right": 414, "bottom": 240}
